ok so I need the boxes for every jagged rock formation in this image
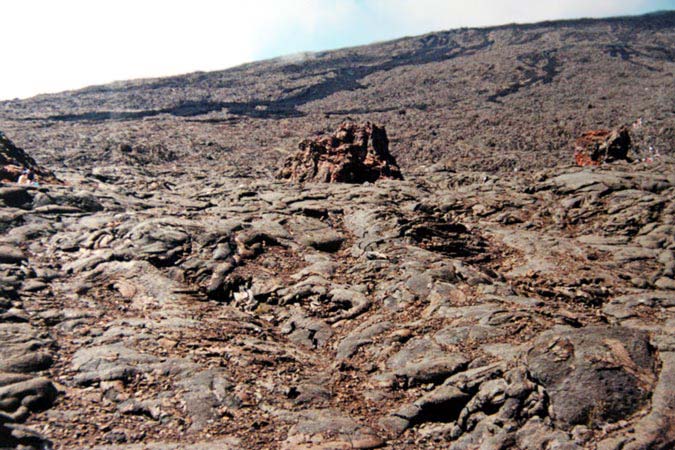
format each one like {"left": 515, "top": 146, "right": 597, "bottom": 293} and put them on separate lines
{"left": 574, "top": 126, "right": 632, "bottom": 166}
{"left": 0, "top": 131, "right": 54, "bottom": 183}
{"left": 277, "top": 121, "right": 403, "bottom": 183}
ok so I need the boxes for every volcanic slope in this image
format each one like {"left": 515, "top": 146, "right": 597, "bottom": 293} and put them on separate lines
{"left": 0, "top": 11, "right": 674, "bottom": 172}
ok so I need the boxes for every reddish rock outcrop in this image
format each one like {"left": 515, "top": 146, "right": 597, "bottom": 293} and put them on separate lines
{"left": 277, "top": 121, "right": 403, "bottom": 183}
{"left": 0, "top": 131, "right": 55, "bottom": 183}
{"left": 573, "top": 126, "right": 632, "bottom": 167}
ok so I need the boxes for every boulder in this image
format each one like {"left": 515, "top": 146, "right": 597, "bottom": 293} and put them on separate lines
{"left": 527, "top": 326, "right": 656, "bottom": 429}
{"left": 277, "top": 121, "right": 403, "bottom": 183}
{"left": 573, "top": 126, "right": 631, "bottom": 166}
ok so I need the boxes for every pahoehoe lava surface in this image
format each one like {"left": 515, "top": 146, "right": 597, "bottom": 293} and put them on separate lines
{"left": 1, "top": 10, "right": 675, "bottom": 450}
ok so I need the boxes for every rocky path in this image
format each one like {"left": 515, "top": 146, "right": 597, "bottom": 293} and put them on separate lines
{"left": 2, "top": 158, "right": 675, "bottom": 449}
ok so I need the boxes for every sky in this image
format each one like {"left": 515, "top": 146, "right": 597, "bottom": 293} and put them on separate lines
{"left": 1, "top": 0, "right": 673, "bottom": 100}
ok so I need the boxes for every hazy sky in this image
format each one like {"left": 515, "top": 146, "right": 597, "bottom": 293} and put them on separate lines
{"left": 2, "top": 0, "right": 673, "bottom": 100}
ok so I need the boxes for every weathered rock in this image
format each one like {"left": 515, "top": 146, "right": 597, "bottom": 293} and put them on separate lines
{"left": 326, "top": 288, "right": 372, "bottom": 323}
{"left": 287, "top": 216, "right": 344, "bottom": 252}
{"left": 277, "top": 121, "right": 403, "bottom": 183}
{"left": 70, "top": 344, "right": 159, "bottom": 385}
{"left": 377, "top": 338, "right": 468, "bottom": 388}
{"left": 282, "top": 409, "right": 384, "bottom": 449}
{"left": 402, "top": 207, "right": 487, "bottom": 258}
{"left": 0, "top": 352, "right": 53, "bottom": 374}
{"left": 0, "top": 134, "right": 673, "bottom": 449}
{"left": 177, "top": 369, "right": 241, "bottom": 432}
{"left": 573, "top": 127, "right": 631, "bottom": 166}
{"left": 336, "top": 317, "right": 391, "bottom": 360}
{"left": 90, "top": 438, "right": 241, "bottom": 450}
{"left": 414, "top": 385, "right": 470, "bottom": 421}
{"left": 109, "top": 142, "right": 178, "bottom": 165}
{"left": 0, "top": 377, "right": 57, "bottom": 420}
{"left": 281, "top": 310, "right": 333, "bottom": 348}
{"left": 527, "top": 326, "right": 656, "bottom": 429}
{"left": 516, "top": 418, "right": 581, "bottom": 450}
{"left": 0, "top": 245, "right": 26, "bottom": 264}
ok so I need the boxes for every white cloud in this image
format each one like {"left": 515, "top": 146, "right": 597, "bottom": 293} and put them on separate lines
{"left": 0, "top": 0, "right": 359, "bottom": 99}
{"left": 0, "top": 0, "right": 662, "bottom": 100}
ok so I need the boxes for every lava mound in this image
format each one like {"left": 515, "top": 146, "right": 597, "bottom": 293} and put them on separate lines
{"left": 573, "top": 126, "right": 632, "bottom": 167}
{"left": 277, "top": 121, "right": 403, "bottom": 183}
{"left": 0, "top": 131, "right": 54, "bottom": 183}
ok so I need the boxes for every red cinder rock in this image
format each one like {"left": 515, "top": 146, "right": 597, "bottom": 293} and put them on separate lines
{"left": 277, "top": 121, "right": 403, "bottom": 183}
{"left": 573, "top": 126, "right": 631, "bottom": 167}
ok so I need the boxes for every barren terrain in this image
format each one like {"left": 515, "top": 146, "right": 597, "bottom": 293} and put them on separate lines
{"left": 1, "top": 11, "right": 675, "bottom": 450}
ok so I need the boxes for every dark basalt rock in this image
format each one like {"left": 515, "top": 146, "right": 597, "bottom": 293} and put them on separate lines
{"left": 0, "top": 415, "right": 53, "bottom": 450}
{"left": 527, "top": 326, "right": 656, "bottom": 429}
{"left": 277, "top": 121, "right": 403, "bottom": 183}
